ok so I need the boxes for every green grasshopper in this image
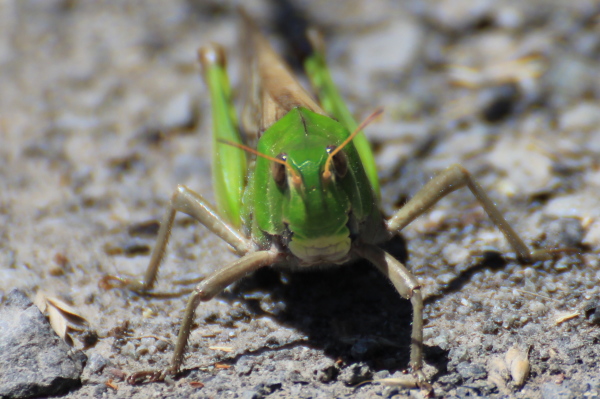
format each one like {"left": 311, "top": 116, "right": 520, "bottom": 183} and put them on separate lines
{"left": 104, "top": 12, "right": 550, "bottom": 387}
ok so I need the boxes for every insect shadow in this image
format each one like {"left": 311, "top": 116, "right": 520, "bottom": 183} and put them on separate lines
{"left": 216, "top": 241, "right": 510, "bottom": 379}
{"left": 214, "top": 235, "right": 438, "bottom": 373}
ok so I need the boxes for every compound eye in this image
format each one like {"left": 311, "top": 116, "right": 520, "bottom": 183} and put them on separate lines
{"left": 326, "top": 145, "right": 348, "bottom": 179}
{"left": 271, "top": 153, "right": 288, "bottom": 188}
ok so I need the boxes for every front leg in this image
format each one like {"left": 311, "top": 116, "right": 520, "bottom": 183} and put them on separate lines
{"left": 168, "top": 250, "right": 280, "bottom": 376}
{"left": 129, "top": 249, "right": 281, "bottom": 384}
{"left": 354, "top": 244, "right": 428, "bottom": 387}
{"left": 102, "top": 185, "right": 253, "bottom": 293}
{"left": 387, "top": 164, "right": 548, "bottom": 263}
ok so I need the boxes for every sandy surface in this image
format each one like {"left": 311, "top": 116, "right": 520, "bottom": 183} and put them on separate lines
{"left": 1, "top": 1, "right": 600, "bottom": 398}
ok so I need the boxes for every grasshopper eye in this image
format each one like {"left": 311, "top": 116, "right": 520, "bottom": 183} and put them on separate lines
{"left": 271, "top": 153, "right": 288, "bottom": 188}
{"left": 326, "top": 146, "right": 348, "bottom": 179}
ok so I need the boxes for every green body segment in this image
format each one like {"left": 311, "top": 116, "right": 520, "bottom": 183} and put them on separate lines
{"left": 204, "top": 59, "right": 247, "bottom": 228}
{"left": 204, "top": 30, "right": 382, "bottom": 264}
{"left": 304, "top": 51, "right": 381, "bottom": 200}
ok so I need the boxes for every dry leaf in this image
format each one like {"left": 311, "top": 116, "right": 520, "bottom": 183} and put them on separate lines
{"left": 105, "top": 379, "right": 118, "bottom": 390}
{"left": 47, "top": 303, "right": 73, "bottom": 346}
{"left": 374, "top": 376, "right": 419, "bottom": 389}
{"left": 487, "top": 355, "right": 510, "bottom": 394}
{"left": 35, "top": 291, "right": 90, "bottom": 346}
{"left": 34, "top": 291, "right": 47, "bottom": 313}
{"left": 189, "top": 381, "right": 205, "bottom": 388}
{"left": 209, "top": 346, "right": 234, "bottom": 352}
{"left": 45, "top": 296, "right": 88, "bottom": 326}
{"left": 555, "top": 311, "right": 579, "bottom": 325}
{"left": 505, "top": 347, "right": 530, "bottom": 386}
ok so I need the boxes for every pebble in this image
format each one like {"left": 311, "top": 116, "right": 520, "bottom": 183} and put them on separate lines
{"left": 253, "top": 377, "right": 283, "bottom": 396}
{"left": 545, "top": 218, "right": 585, "bottom": 247}
{"left": 422, "top": 0, "right": 493, "bottom": 31}
{"left": 584, "top": 298, "right": 600, "bottom": 325}
{"left": 155, "top": 339, "right": 169, "bottom": 352}
{"left": 287, "top": 369, "right": 310, "bottom": 384}
{"left": 448, "top": 346, "right": 469, "bottom": 367}
{"left": 456, "top": 361, "right": 487, "bottom": 380}
{"left": 159, "top": 92, "right": 195, "bottom": 130}
{"left": 338, "top": 362, "right": 373, "bottom": 386}
{"left": 86, "top": 353, "right": 109, "bottom": 375}
{"left": 559, "top": 102, "right": 600, "bottom": 133}
{"left": 235, "top": 356, "right": 255, "bottom": 375}
{"left": 350, "top": 337, "right": 380, "bottom": 359}
{"left": 541, "top": 380, "right": 590, "bottom": 399}
{"left": 0, "top": 289, "right": 85, "bottom": 398}
{"left": 315, "top": 358, "right": 338, "bottom": 383}
{"left": 241, "top": 390, "right": 262, "bottom": 399}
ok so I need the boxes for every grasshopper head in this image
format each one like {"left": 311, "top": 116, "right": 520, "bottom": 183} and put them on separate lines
{"left": 252, "top": 108, "right": 370, "bottom": 265}
{"left": 277, "top": 140, "right": 352, "bottom": 265}
{"left": 252, "top": 108, "right": 378, "bottom": 265}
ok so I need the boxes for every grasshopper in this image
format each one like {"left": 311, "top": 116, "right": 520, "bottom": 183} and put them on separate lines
{"left": 103, "top": 11, "right": 551, "bottom": 388}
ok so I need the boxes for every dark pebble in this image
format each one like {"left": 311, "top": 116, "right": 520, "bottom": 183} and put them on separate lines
{"left": 456, "top": 362, "right": 487, "bottom": 381}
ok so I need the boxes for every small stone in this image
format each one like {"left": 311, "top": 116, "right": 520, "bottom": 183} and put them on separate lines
{"left": 448, "top": 346, "right": 469, "bottom": 367}
{"left": 315, "top": 359, "right": 338, "bottom": 383}
{"left": 136, "top": 344, "right": 149, "bottom": 356}
{"left": 423, "top": 0, "right": 493, "bottom": 31}
{"left": 481, "top": 83, "right": 519, "bottom": 123}
{"left": 93, "top": 384, "right": 109, "bottom": 397}
{"left": 541, "top": 381, "right": 578, "bottom": 399}
{"left": 482, "top": 319, "right": 500, "bottom": 335}
{"left": 127, "top": 220, "right": 160, "bottom": 237}
{"left": 430, "top": 331, "right": 450, "bottom": 350}
{"left": 554, "top": 256, "right": 577, "bottom": 272}
{"left": 545, "top": 218, "right": 585, "bottom": 248}
{"left": 121, "top": 341, "right": 137, "bottom": 358}
{"left": 0, "top": 289, "right": 85, "bottom": 398}
{"left": 86, "top": 353, "right": 109, "bottom": 375}
{"left": 287, "top": 369, "right": 309, "bottom": 384}
{"left": 382, "top": 385, "right": 401, "bottom": 398}
{"left": 160, "top": 92, "right": 195, "bottom": 130}
{"left": 241, "top": 390, "right": 262, "bottom": 399}
{"left": 258, "top": 294, "right": 286, "bottom": 316}
{"left": 584, "top": 298, "right": 600, "bottom": 325}
{"left": 373, "top": 370, "right": 390, "bottom": 380}
{"left": 350, "top": 337, "right": 381, "bottom": 359}
{"left": 339, "top": 362, "right": 373, "bottom": 386}
{"left": 456, "top": 361, "right": 487, "bottom": 381}
{"left": 254, "top": 377, "right": 282, "bottom": 396}
{"left": 559, "top": 102, "right": 600, "bottom": 133}
{"left": 155, "top": 339, "right": 169, "bottom": 352}
{"left": 438, "top": 373, "right": 462, "bottom": 386}
{"left": 236, "top": 356, "right": 254, "bottom": 375}
{"left": 264, "top": 377, "right": 283, "bottom": 392}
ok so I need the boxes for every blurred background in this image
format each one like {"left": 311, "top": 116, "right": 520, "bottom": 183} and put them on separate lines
{"left": 1, "top": 1, "right": 599, "bottom": 398}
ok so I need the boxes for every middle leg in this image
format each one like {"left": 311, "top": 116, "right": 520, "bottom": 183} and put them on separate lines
{"left": 101, "top": 185, "right": 253, "bottom": 294}
{"left": 386, "top": 164, "right": 549, "bottom": 263}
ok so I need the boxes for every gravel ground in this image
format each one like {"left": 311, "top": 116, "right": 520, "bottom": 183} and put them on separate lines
{"left": 1, "top": 1, "right": 600, "bottom": 398}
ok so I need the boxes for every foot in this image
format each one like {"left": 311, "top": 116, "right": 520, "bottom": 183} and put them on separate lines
{"left": 99, "top": 274, "right": 147, "bottom": 293}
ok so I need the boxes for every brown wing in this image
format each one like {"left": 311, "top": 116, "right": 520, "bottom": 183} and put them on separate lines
{"left": 239, "top": 9, "right": 326, "bottom": 134}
